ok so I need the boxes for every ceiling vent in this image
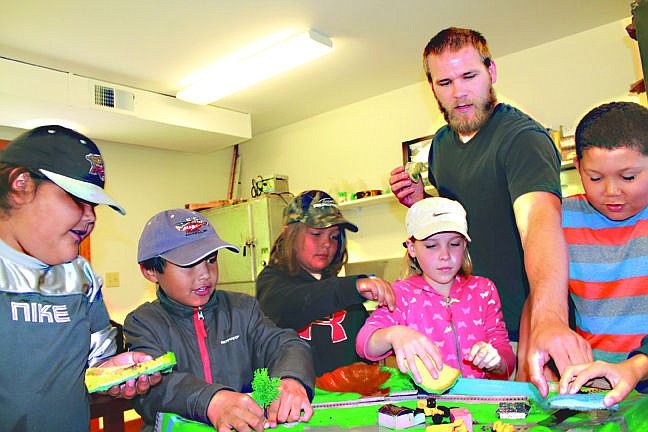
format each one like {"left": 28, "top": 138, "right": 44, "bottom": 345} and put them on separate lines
{"left": 93, "top": 84, "right": 135, "bottom": 112}
{"left": 0, "top": 57, "right": 251, "bottom": 152}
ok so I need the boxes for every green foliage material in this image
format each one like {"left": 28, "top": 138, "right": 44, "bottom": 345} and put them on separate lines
{"left": 251, "top": 368, "right": 281, "bottom": 408}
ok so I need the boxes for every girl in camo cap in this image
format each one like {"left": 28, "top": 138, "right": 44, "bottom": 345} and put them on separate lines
{"left": 256, "top": 189, "right": 396, "bottom": 376}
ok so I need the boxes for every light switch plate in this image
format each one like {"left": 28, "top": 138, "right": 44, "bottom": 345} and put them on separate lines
{"left": 105, "top": 272, "right": 120, "bottom": 287}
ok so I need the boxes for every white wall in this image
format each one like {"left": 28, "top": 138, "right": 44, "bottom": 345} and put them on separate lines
{"left": 0, "top": 126, "right": 234, "bottom": 323}
{"left": 1, "top": 18, "right": 644, "bottom": 322}
{"left": 91, "top": 142, "right": 234, "bottom": 322}
{"left": 238, "top": 80, "right": 441, "bottom": 202}
{"left": 239, "top": 18, "right": 644, "bottom": 199}
{"left": 237, "top": 18, "right": 645, "bottom": 268}
{"left": 495, "top": 19, "right": 645, "bottom": 135}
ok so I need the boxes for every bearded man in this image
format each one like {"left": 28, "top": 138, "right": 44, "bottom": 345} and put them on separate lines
{"left": 389, "top": 27, "right": 591, "bottom": 392}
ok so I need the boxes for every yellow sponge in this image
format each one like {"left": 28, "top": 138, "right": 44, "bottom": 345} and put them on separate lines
{"left": 407, "top": 356, "right": 460, "bottom": 393}
{"left": 85, "top": 352, "right": 176, "bottom": 393}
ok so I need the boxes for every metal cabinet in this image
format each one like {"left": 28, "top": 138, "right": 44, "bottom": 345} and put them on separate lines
{"left": 200, "top": 195, "right": 288, "bottom": 296}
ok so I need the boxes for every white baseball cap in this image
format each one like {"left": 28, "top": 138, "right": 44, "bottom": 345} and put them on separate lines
{"left": 406, "top": 197, "right": 471, "bottom": 241}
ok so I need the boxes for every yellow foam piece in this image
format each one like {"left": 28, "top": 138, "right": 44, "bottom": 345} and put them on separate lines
{"left": 85, "top": 352, "right": 176, "bottom": 393}
{"left": 407, "top": 356, "right": 460, "bottom": 394}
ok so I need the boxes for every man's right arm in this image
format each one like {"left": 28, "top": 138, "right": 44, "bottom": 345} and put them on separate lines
{"left": 512, "top": 191, "right": 592, "bottom": 395}
{"left": 389, "top": 166, "right": 425, "bottom": 207}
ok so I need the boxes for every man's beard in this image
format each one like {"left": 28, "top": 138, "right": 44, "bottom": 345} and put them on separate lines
{"left": 437, "top": 86, "right": 498, "bottom": 135}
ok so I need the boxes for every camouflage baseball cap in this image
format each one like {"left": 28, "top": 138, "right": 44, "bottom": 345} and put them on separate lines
{"left": 284, "top": 190, "right": 358, "bottom": 232}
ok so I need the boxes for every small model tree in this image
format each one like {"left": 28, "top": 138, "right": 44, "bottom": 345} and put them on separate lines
{"left": 251, "top": 368, "right": 281, "bottom": 412}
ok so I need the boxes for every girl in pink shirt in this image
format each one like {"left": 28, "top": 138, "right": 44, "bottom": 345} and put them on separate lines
{"left": 356, "top": 197, "right": 515, "bottom": 383}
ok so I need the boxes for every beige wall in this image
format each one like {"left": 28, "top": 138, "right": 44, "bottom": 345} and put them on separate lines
{"left": 90, "top": 142, "right": 235, "bottom": 322}
{"left": 495, "top": 18, "right": 646, "bottom": 135}
{"left": 0, "top": 125, "right": 234, "bottom": 323}
{"left": 1, "top": 18, "right": 645, "bottom": 323}
{"left": 238, "top": 18, "right": 644, "bottom": 200}
{"left": 235, "top": 17, "right": 645, "bottom": 271}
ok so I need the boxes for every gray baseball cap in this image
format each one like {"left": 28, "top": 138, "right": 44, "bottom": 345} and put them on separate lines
{"left": 138, "top": 208, "right": 239, "bottom": 266}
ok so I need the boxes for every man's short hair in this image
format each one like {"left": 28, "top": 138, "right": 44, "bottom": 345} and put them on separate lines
{"left": 423, "top": 27, "right": 492, "bottom": 83}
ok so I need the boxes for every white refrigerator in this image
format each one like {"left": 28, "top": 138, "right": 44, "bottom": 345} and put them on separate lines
{"left": 200, "top": 194, "right": 289, "bottom": 296}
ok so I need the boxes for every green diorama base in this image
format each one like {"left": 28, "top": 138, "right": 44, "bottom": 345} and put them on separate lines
{"left": 153, "top": 367, "right": 648, "bottom": 432}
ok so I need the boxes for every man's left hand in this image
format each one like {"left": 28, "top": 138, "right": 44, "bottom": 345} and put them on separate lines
{"left": 526, "top": 322, "right": 592, "bottom": 397}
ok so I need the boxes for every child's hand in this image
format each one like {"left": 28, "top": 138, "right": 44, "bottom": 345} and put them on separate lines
{"left": 387, "top": 326, "right": 443, "bottom": 382}
{"left": 101, "top": 352, "right": 163, "bottom": 399}
{"left": 265, "top": 378, "right": 313, "bottom": 427}
{"left": 356, "top": 277, "right": 396, "bottom": 311}
{"left": 207, "top": 390, "right": 266, "bottom": 432}
{"left": 467, "top": 342, "right": 505, "bottom": 375}
{"left": 559, "top": 356, "right": 648, "bottom": 407}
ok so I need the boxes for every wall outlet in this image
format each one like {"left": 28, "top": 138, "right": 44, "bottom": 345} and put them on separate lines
{"left": 105, "top": 272, "right": 120, "bottom": 287}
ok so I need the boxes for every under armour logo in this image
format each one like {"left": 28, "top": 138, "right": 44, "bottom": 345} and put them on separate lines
{"left": 298, "top": 310, "right": 348, "bottom": 343}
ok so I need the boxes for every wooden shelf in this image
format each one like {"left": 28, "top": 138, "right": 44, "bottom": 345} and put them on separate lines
{"left": 561, "top": 160, "right": 575, "bottom": 171}
{"left": 338, "top": 193, "right": 396, "bottom": 209}
{"left": 338, "top": 186, "right": 437, "bottom": 209}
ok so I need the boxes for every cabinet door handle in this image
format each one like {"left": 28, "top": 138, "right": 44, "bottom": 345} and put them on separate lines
{"left": 242, "top": 240, "right": 255, "bottom": 257}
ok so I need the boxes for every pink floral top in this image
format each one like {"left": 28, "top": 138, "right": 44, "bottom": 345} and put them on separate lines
{"left": 356, "top": 274, "right": 515, "bottom": 379}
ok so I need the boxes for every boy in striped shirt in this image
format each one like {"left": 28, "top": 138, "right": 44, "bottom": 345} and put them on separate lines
{"left": 559, "top": 101, "right": 648, "bottom": 406}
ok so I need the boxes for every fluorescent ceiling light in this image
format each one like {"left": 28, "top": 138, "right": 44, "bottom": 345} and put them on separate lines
{"left": 177, "top": 30, "right": 333, "bottom": 105}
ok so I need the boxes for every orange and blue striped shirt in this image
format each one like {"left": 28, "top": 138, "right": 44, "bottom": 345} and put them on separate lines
{"left": 563, "top": 194, "right": 648, "bottom": 363}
